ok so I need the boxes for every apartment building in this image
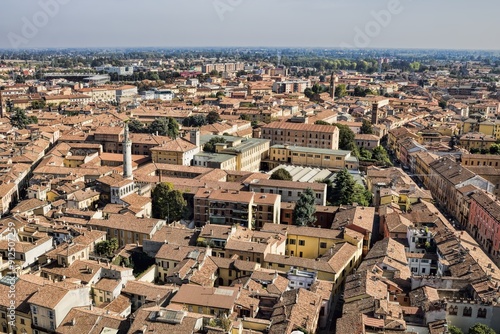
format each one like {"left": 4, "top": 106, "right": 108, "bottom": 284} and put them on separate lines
{"left": 88, "top": 215, "right": 165, "bottom": 247}
{"left": 248, "top": 178, "right": 327, "bottom": 206}
{"left": 170, "top": 284, "right": 239, "bottom": 316}
{"left": 261, "top": 121, "right": 340, "bottom": 150}
{"left": 272, "top": 79, "right": 311, "bottom": 93}
{"left": 28, "top": 285, "right": 91, "bottom": 332}
{"left": 150, "top": 137, "right": 200, "bottom": 166}
{"left": 467, "top": 191, "right": 500, "bottom": 258}
{"left": 459, "top": 133, "right": 496, "bottom": 151}
{"left": 428, "top": 158, "right": 494, "bottom": 220}
{"left": 267, "top": 145, "right": 359, "bottom": 170}
{"left": 354, "top": 134, "right": 381, "bottom": 151}
{"left": 193, "top": 188, "right": 280, "bottom": 229}
{"left": 261, "top": 223, "right": 356, "bottom": 259}
{"left": 200, "top": 135, "right": 270, "bottom": 172}
{"left": 462, "top": 154, "right": 500, "bottom": 168}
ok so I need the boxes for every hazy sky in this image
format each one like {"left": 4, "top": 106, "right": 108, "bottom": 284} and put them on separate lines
{"left": 0, "top": 0, "right": 498, "bottom": 50}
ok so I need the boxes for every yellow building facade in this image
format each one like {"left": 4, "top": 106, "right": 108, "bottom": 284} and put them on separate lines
{"left": 267, "top": 145, "right": 359, "bottom": 170}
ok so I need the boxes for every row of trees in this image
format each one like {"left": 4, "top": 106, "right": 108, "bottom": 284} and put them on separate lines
{"left": 469, "top": 142, "right": 500, "bottom": 155}
{"left": 182, "top": 111, "right": 221, "bottom": 127}
{"left": 128, "top": 117, "right": 179, "bottom": 138}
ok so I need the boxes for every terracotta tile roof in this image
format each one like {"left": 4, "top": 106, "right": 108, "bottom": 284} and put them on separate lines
{"left": 57, "top": 306, "right": 129, "bottom": 334}
{"left": 269, "top": 288, "right": 322, "bottom": 334}
{"left": 170, "top": 284, "right": 239, "bottom": 310}
{"left": 127, "top": 305, "right": 203, "bottom": 334}
{"left": 189, "top": 257, "right": 218, "bottom": 287}
{"left": 88, "top": 215, "right": 163, "bottom": 236}
{"left": 122, "top": 281, "right": 176, "bottom": 301}
{"left": 28, "top": 284, "right": 73, "bottom": 309}
{"left": 149, "top": 225, "right": 199, "bottom": 246}
{"left": 155, "top": 244, "right": 206, "bottom": 262}
{"left": 261, "top": 223, "right": 343, "bottom": 240}
{"left": 94, "top": 277, "right": 121, "bottom": 293}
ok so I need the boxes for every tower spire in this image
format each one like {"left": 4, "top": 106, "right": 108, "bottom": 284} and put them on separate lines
{"left": 123, "top": 122, "right": 133, "bottom": 179}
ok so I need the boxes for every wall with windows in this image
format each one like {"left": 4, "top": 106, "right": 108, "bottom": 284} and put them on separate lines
{"left": 446, "top": 301, "right": 500, "bottom": 334}
{"left": 285, "top": 235, "right": 342, "bottom": 259}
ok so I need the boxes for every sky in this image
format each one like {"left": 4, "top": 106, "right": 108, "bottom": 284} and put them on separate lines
{"left": 0, "top": 0, "right": 498, "bottom": 50}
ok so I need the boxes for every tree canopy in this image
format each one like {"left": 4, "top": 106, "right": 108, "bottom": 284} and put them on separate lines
{"left": 270, "top": 168, "right": 293, "bottom": 181}
{"left": 10, "top": 108, "right": 38, "bottom": 129}
{"left": 360, "top": 119, "right": 374, "bottom": 134}
{"left": 372, "top": 146, "right": 392, "bottom": 166}
{"left": 206, "top": 111, "right": 221, "bottom": 124}
{"left": 448, "top": 325, "right": 463, "bottom": 334}
{"left": 128, "top": 117, "right": 179, "bottom": 138}
{"left": 182, "top": 114, "right": 207, "bottom": 127}
{"left": 468, "top": 323, "right": 496, "bottom": 334}
{"left": 292, "top": 188, "right": 317, "bottom": 226}
{"left": 203, "top": 137, "right": 226, "bottom": 153}
{"left": 148, "top": 117, "right": 179, "bottom": 138}
{"left": 152, "top": 182, "right": 187, "bottom": 222}
{"left": 128, "top": 118, "right": 146, "bottom": 133}
{"left": 335, "top": 84, "right": 347, "bottom": 98}
{"left": 94, "top": 238, "right": 119, "bottom": 257}
{"left": 331, "top": 169, "right": 372, "bottom": 206}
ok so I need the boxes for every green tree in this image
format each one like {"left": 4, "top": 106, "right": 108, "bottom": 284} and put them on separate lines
{"left": 360, "top": 119, "right": 374, "bottom": 134}
{"left": 315, "top": 120, "right": 330, "bottom": 126}
{"left": 10, "top": 108, "right": 38, "bottom": 129}
{"left": 359, "top": 147, "right": 373, "bottom": 160}
{"left": 439, "top": 100, "right": 447, "bottom": 109}
{"left": 203, "top": 136, "right": 226, "bottom": 153}
{"left": 409, "top": 61, "right": 421, "bottom": 71}
{"left": 353, "top": 86, "right": 368, "bottom": 97}
{"left": 216, "top": 91, "right": 225, "bottom": 98}
{"left": 94, "top": 238, "right": 119, "bottom": 257}
{"left": 468, "top": 323, "right": 496, "bottom": 334}
{"left": 182, "top": 114, "right": 207, "bottom": 127}
{"left": 292, "top": 188, "right": 317, "bottom": 226}
{"left": 353, "top": 184, "right": 372, "bottom": 206}
{"left": 206, "top": 111, "right": 221, "bottom": 124}
{"left": 335, "top": 84, "right": 347, "bottom": 98}
{"left": 147, "top": 117, "right": 179, "bottom": 138}
{"left": 448, "top": 326, "right": 463, "bottom": 334}
{"left": 448, "top": 325, "right": 464, "bottom": 334}
{"left": 332, "top": 169, "right": 357, "bottom": 205}
{"left": 270, "top": 168, "right": 293, "bottom": 181}
{"left": 31, "top": 100, "right": 46, "bottom": 109}
{"left": 333, "top": 123, "right": 356, "bottom": 151}
{"left": 152, "top": 182, "right": 187, "bottom": 222}
{"left": 128, "top": 118, "right": 146, "bottom": 133}
{"left": 489, "top": 143, "right": 500, "bottom": 155}
{"left": 372, "top": 146, "right": 392, "bottom": 166}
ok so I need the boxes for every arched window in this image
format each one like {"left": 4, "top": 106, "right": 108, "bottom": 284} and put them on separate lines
{"left": 463, "top": 307, "right": 472, "bottom": 317}
{"left": 448, "top": 306, "right": 458, "bottom": 315}
{"left": 477, "top": 308, "right": 487, "bottom": 318}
